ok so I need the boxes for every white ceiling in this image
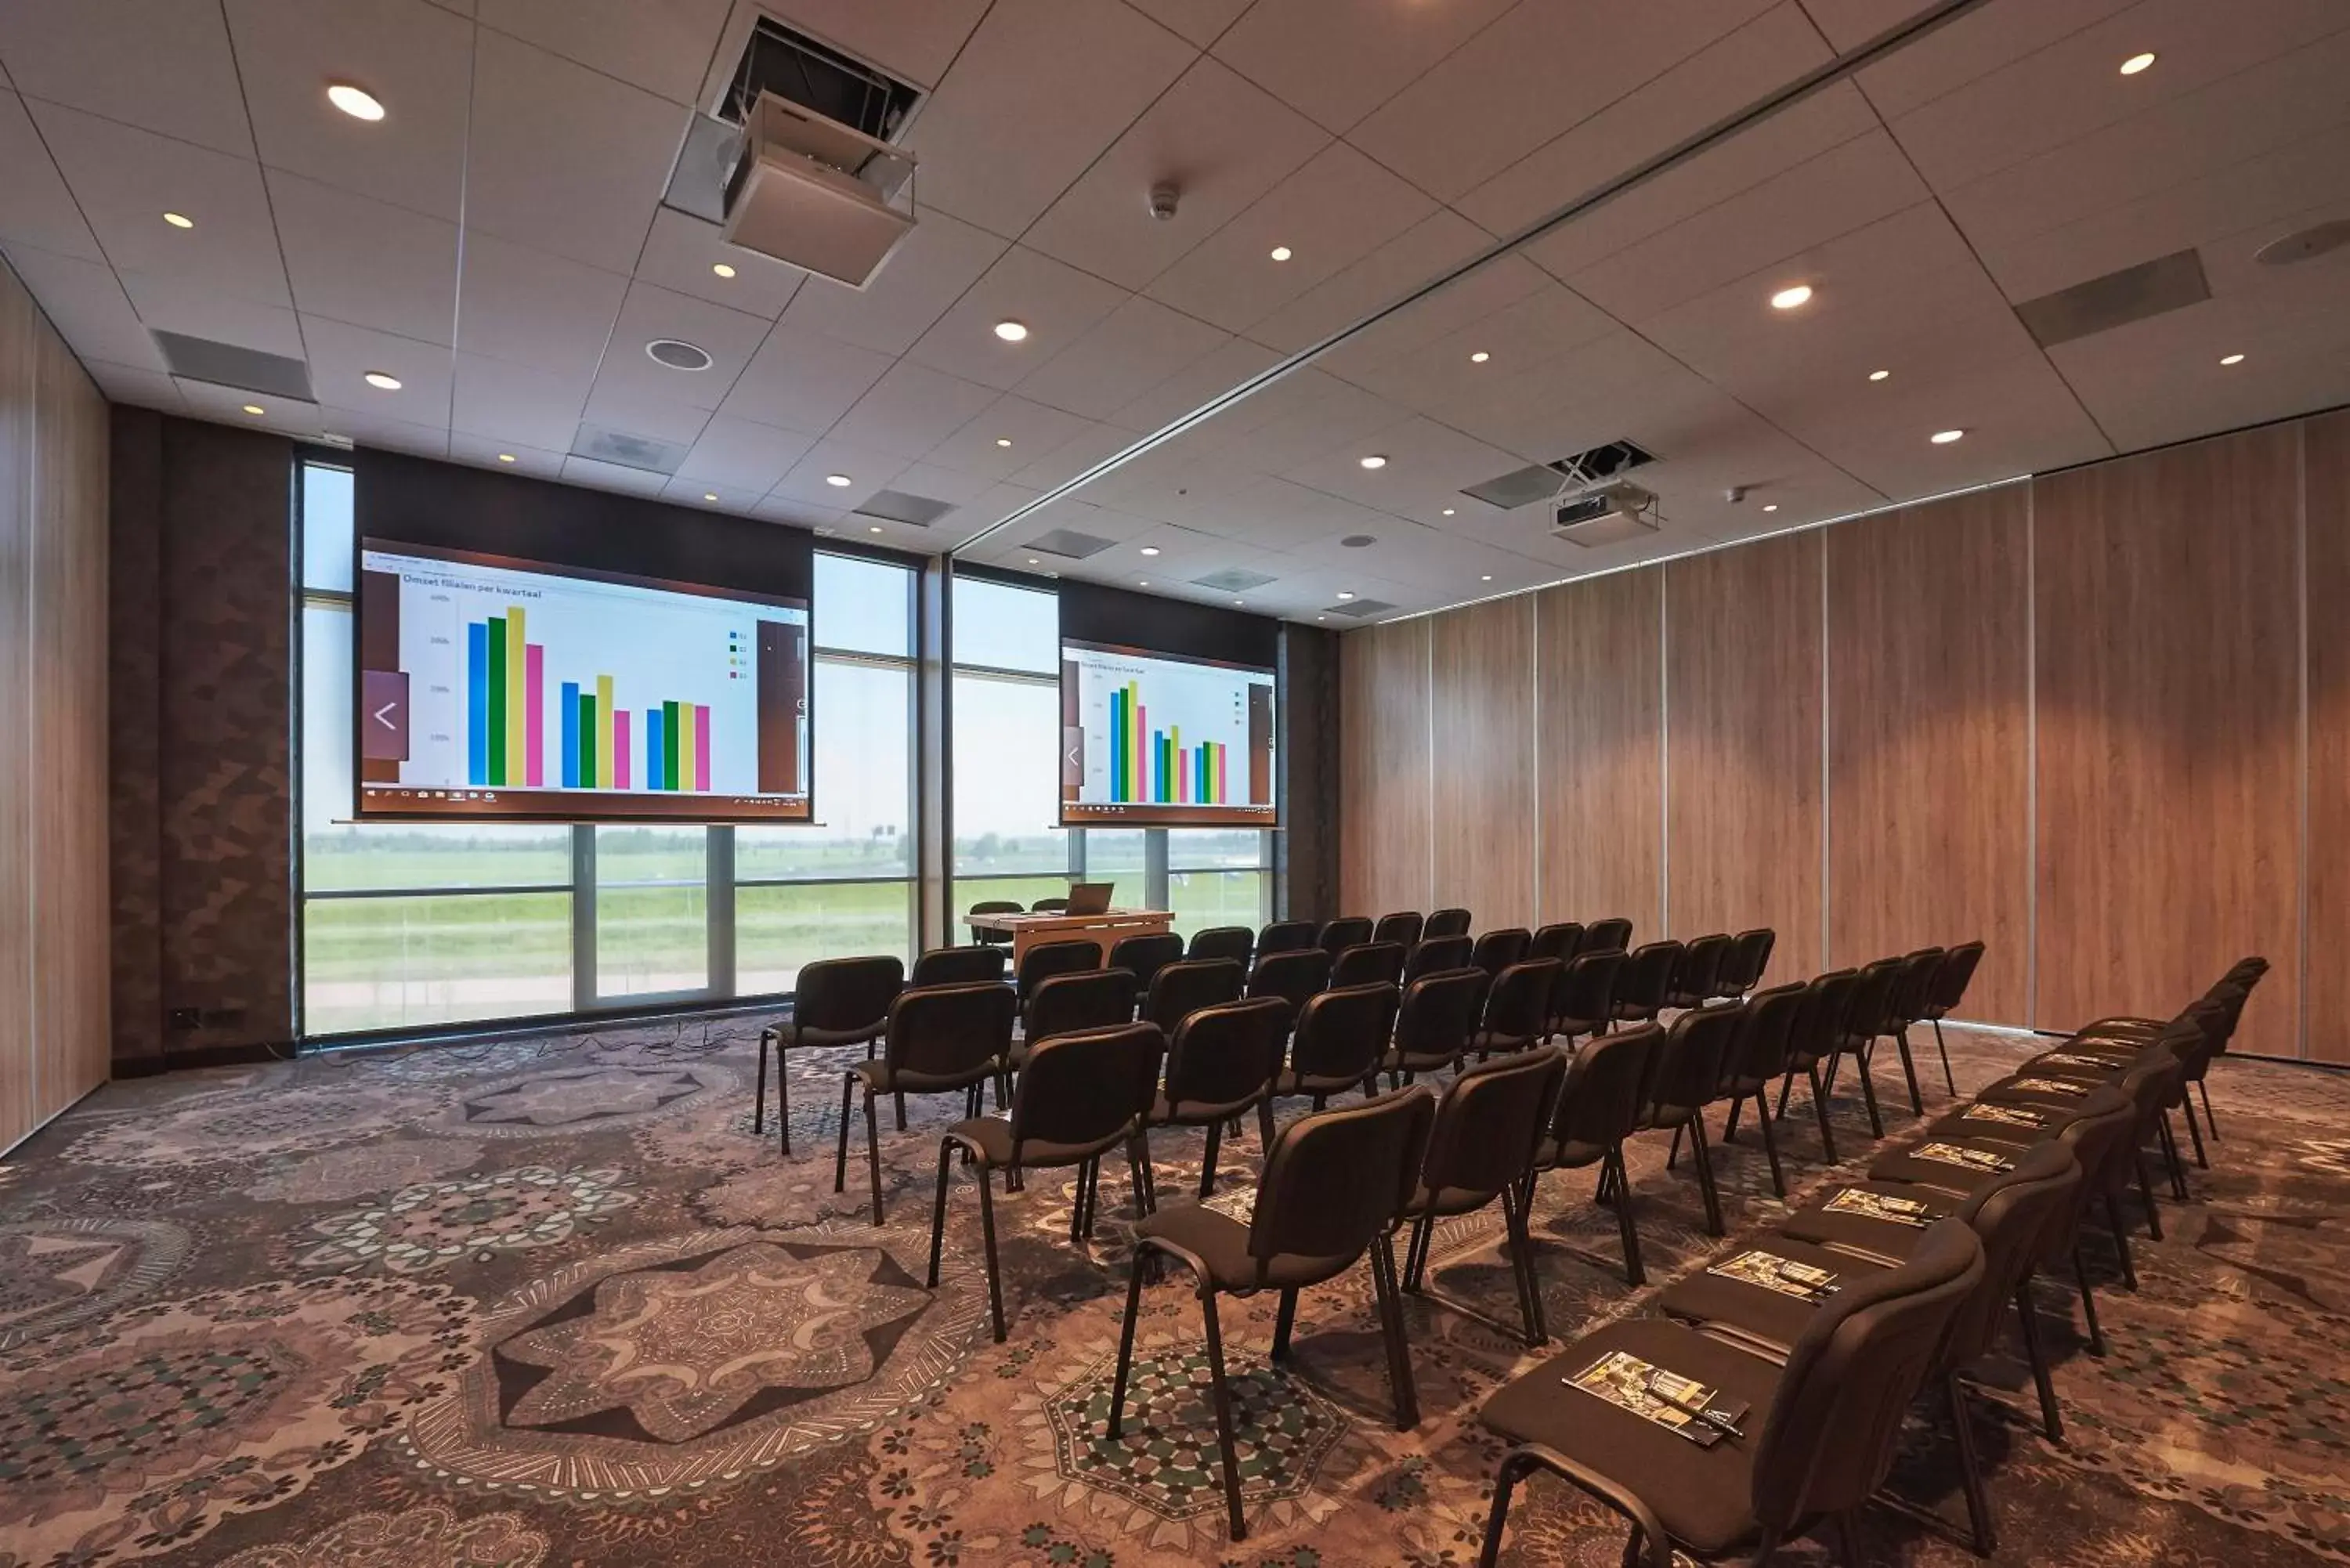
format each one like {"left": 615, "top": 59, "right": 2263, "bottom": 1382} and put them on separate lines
{"left": 1, "top": 0, "right": 2345, "bottom": 624}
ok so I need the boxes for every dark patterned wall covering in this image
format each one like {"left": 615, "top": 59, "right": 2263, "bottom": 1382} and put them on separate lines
{"left": 1276, "top": 623, "right": 1340, "bottom": 924}
{"left": 108, "top": 410, "right": 294, "bottom": 1066}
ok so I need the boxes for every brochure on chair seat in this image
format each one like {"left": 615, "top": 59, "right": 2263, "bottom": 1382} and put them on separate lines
{"left": 2037, "top": 1052, "right": 2120, "bottom": 1070}
{"left": 1822, "top": 1187, "right": 1935, "bottom": 1227}
{"left": 1913, "top": 1142, "right": 2015, "bottom": 1173}
{"left": 1566, "top": 1349, "right": 1749, "bottom": 1447}
{"left": 1707, "top": 1248, "right": 1841, "bottom": 1300}
{"left": 2007, "top": 1076, "right": 2090, "bottom": 1097}
{"left": 1198, "top": 1185, "right": 1257, "bottom": 1227}
{"left": 1961, "top": 1104, "right": 2045, "bottom": 1129}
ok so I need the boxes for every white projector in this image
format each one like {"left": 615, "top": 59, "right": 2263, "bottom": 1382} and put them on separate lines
{"left": 721, "top": 91, "right": 916, "bottom": 289}
{"left": 1553, "top": 480, "right": 1660, "bottom": 547}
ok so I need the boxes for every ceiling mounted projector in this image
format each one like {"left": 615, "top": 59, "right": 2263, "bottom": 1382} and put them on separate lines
{"left": 1553, "top": 479, "right": 1661, "bottom": 547}
{"left": 721, "top": 89, "right": 916, "bottom": 289}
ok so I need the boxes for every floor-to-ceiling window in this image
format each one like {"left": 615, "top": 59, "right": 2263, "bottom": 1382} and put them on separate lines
{"left": 949, "top": 575, "right": 1072, "bottom": 922}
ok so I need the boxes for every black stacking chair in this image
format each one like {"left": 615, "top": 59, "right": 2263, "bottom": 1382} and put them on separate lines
{"left": 1144, "top": 957, "right": 1246, "bottom": 1035}
{"left": 1547, "top": 948, "right": 1623, "bottom": 1046}
{"left": 1470, "top": 927, "right": 1532, "bottom": 977}
{"left": 1663, "top": 933, "right": 1730, "bottom": 1010}
{"left": 1476, "top": 1220, "right": 1984, "bottom": 1568}
{"left": 757, "top": 954, "right": 902, "bottom": 1154}
{"left": 1139, "top": 997, "right": 1291, "bottom": 1203}
{"left": 927, "top": 1021, "right": 1163, "bottom": 1340}
{"left": 967, "top": 898, "right": 1021, "bottom": 945}
{"left": 1638, "top": 1001, "right": 1748, "bottom": 1237}
{"left": 1399, "top": 1047, "right": 1568, "bottom": 1345}
{"left": 1776, "top": 968, "right": 1858, "bottom": 1158}
{"left": 1107, "top": 931, "right": 1185, "bottom": 1000}
{"left": 1530, "top": 921, "right": 1585, "bottom": 962}
{"left": 1403, "top": 934, "right": 1473, "bottom": 984}
{"left": 1425, "top": 907, "right": 1473, "bottom": 939}
{"left": 1331, "top": 939, "right": 1406, "bottom": 988}
{"left": 1317, "top": 915, "right": 1375, "bottom": 956}
{"left": 1254, "top": 919, "right": 1317, "bottom": 958}
{"left": 1824, "top": 956, "right": 1904, "bottom": 1139}
{"left": 835, "top": 982, "right": 1016, "bottom": 1224}
{"left": 1710, "top": 981, "right": 1806, "bottom": 1197}
{"left": 1380, "top": 966, "right": 1491, "bottom": 1085}
{"left": 1188, "top": 925, "right": 1255, "bottom": 966}
{"left": 1245, "top": 947, "right": 1332, "bottom": 1028}
{"left": 1112, "top": 1088, "right": 1437, "bottom": 1542}
{"left": 1030, "top": 895, "right": 1072, "bottom": 912}
{"left": 1372, "top": 911, "right": 1425, "bottom": 948}
{"left": 1580, "top": 916, "right": 1633, "bottom": 954}
{"left": 1876, "top": 946, "right": 1947, "bottom": 1114}
{"left": 1016, "top": 938, "right": 1101, "bottom": 1008}
{"left": 1014, "top": 967, "right": 1137, "bottom": 1070}
{"left": 1611, "top": 939, "right": 1682, "bottom": 1028}
{"left": 1714, "top": 927, "right": 1776, "bottom": 999}
{"left": 1525, "top": 1023, "right": 1660, "bottom": 1284}
{"left": 1473, "top": 959, "right": 1560, "bottom": 1057}
{"left": 1270, "top": 982, "right": 1398, "bottom": 1113}
{"left": 913, "top": 944, "right": 1010, "bottom": 988}
{"left": 1920, "top": 940, "right": 1983, "bottom": 1094}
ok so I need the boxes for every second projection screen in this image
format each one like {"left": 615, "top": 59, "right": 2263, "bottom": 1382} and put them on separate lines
{"left": 1061, "top": 640, "right": 1274, "bottom": 826}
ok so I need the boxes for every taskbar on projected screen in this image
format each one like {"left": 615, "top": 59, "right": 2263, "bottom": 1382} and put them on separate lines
{"left": 358, "top": 785, "right": 810, "bottom": 822}
{"left": 1062, "top": 804, "right": 1276, "bottom": 828}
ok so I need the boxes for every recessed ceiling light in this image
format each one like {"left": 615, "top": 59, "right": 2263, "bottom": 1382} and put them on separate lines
{"left": 2119, "top": 51, "right": 2156, "bottom": 75}
{"left": 2220, "top": 352, "right": 2245, "bottom": 366}
{"left": 710, "top": 262, "right": 736, "bottom": 279}
{"left": 1138, "top": 580, "right": 1149, "bottom": 587}
{"left": 1233, "top": 598, "right": 1244, "bottom": 606}
{"left": 1930, "top": 428, "right": 1965, "bottom": 444}
{"left": 162, "top": 211, "right": 193, "bottom": 229}
{"left": 995, "top": 436, "right": 1013, "bottom": 447}
{"left": 1470, "top": 350, "right": 1490, "bottom": 363}
{"left": 703, "top": 492, "right": 719, "bottom": 501}
{"left": 869, "top": 524, "right": 884, "bottom": 533}
{"left": 1770, "top": 284, "right": 1813, "bottom": 310}
{"left": 1027, "top": 558, "right": 1039, "bottom": 565}
{"left": 1337, "top": 591, "right": 1355, "bottom": 600}
{"left": 1762, "top": 504, "right": 1778, "bottom": 513}
{"left": 825, "top": 473, "right": 852, "bottom": 487}
{"left": 1480, "top": 574, "right": 1493, "bottom": 582}
{"left": 1441, "top": 508, "right": 1455, "bottom": 516}
{"left": 1868, "top": 368, "right": 1890, "bottom": 381}
{"left": 497, "top": 453, "right": 516, "bottom": 463}
{"left": 326, "top": 82, "right": 385, "bottom": 121}
{"left": 992, "top": 320, "right": 1029, "bottom": 342}
{"left": 1359, "top": 454, "right": 1387, "bottom": 469}
{"left": 241, "top": 403, "right": 265, "bottom": 416}
{"left": 1269, "top": 246, "right": 1292, "bottom": 262}
{"left": 1316, "top": 614, "right": 1327, "bottom": 621}
{"left": 1139, "top": 546, "right": 1160, "bottom": 556}
{"left": 363, "top": 370, "right": 402, "bottom": 390}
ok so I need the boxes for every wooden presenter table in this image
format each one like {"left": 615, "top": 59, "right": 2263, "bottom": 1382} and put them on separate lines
{"left": 966, "top": 909, "right": 1175, "bottom": 965}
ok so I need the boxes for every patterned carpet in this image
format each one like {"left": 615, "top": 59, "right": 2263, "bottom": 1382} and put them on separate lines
{"left": 2, "top": 1014, "right": 2346, "bottom": 1568}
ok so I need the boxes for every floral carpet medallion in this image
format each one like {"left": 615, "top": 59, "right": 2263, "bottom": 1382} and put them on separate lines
{"left": 295, "top": 1164, "right": 638, "bottom": 1274}
{"left": 61, "top": 1082, "right": 428, "bottom": 1170}
{"left": 446, "top": 1063, "right": 735, "bottom": 1137}
{"left": 244, "top": 1138, "right": 486, "bottom": 1205}
{"left": 0, "top": 1274, "right": 475, "bottom": 1566}
{"left": 402, "top": 1223, "right": 987, "bottom": 1500}
{"left": 212, "top": 1504, "right": 549, "bottom": 1568}
{"left": 0, "top": 1216, "right": 190, "bottom": 1350}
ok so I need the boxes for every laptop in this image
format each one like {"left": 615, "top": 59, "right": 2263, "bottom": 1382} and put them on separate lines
{"left": 1065, "top": 882, "right": 1115, "bottom": 916}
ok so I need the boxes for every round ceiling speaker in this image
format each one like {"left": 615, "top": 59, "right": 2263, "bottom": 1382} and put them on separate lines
{"left": 1340, "top": 534, "right": 1378, "bottom": 547}
{"left": 2254, "top": 219, "right": 2350, "bottom": 266}
{"left": 645, "top": 338, "right": 714, "bottom": 370}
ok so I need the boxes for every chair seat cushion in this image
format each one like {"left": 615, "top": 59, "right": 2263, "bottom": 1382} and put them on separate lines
{"left": 1479, "top": 1318, "right": 1780, "bottom": 1557}
{"left": 1135, "top": 1201, "right": 1357, "bottom": 1292}
{"left": 1272, "top": 1068, "right": 1372, "bottom": 1098}
{"left": 854, "top": 1059, "right": 1000, "bottom": 1095}
{"left": 1378, "top": 1049, "right": 1459, "bottom": 1076}
{"left": 946, "top": 1115, "right": 1122, "bottom": 1169}
{"left": 1401, "top": 1182, "right": 1501, "bottom": 1221}
{"left": 1549, "top": 1014, "right": 1607, "bottom": 1037}
{"left": 1777, "top": 1180, "right": 1961, "bottom": 1254}
{"left": 781, "top": 1021, "right": 887, "bottom": 1050}
{"left": 1922, "top": 1105, "right": 2063, "bottom": 1147}
{"left": 1533, "top": 1135, "right": 1610, "bottom": 1171}
{"left": 1866, "top": 1136, "right": 2025, "bottom": 1194}
{"left": 1656, "top": 1234, "right": 1888, "bottom": 1353}
{"left": 1148, "top": 1091, "right": 1256, "bottom": 1125}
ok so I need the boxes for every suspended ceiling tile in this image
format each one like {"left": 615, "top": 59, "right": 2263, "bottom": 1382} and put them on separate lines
{"left": 0, "top": 245, "right": 162, "bottom": 369}
{"left": 636, "top": 205, "right": 807, "bottom": 320}
{"left": 777, "top": 206, "right": 1008, "bottom": 356}
{"left": 302, "top": 313, "right": 457, "bottom": 423}
{"left": 1014, "top": 294, "right": 1231, "bottom": 417}
{"left": 0, "top": 0, "right": 252, "bottom": 155}
{"left": 0, "top": 90, "right": 103, "bottom": 262}
{"left": 267, "top": 170, "right": 461, "bottom": 345}
{"left": 477, "top": 0, "right": 734, "bottom": 106}
{"left": 450, "top": 352, "right": 595, "bottom": 451}
{"left": 590, "top": 277, "right": 775, "bottom": 411}
{"left": 1242, "top": 208, "right": 1493, "bottom": 356}
{"left": 901, "top": 244, "right": 1130, "bottom": 391}
{"left": 454, "top": 229, "right": 630, "bottom": 379}
{"left": 920, "top": 393, "right": 1100, "bottom": 482}
{"left": 826, "top": 359, "right": 1003, "bottom": 460}
{"left": 673, "top": 411, "right": 819, "bottom": 492}
{"left": 718, "top": 320, "right": 895, "bottom": 432}
{"left": 117, "top": 269, "right": 306, "bottom": 359}
{"left": 1209, "top": 0, "right": 1517, "bottom": 135}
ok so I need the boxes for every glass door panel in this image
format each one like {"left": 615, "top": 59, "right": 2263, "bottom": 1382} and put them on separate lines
{"left": 592, "top": 826, "right": 710, "bottom": 1000}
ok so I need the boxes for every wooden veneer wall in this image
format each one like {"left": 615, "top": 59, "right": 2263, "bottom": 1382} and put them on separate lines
{"left": 1338, "top": 411, "right": 2350, "bottom": 1063}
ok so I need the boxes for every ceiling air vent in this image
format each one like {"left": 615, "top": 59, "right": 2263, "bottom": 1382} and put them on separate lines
{"left": 571, "top": 424, "right": 691, "bottom": 475}
{"left": 1191, "top": 568, "right": 1277, "bottom": 593}
{"left": 1322, "top": 598, "right": 1395, "bottom": 617}
{"left": 1550, "top": 438, "right": 1654, "bottom": 487}
{"left": 1024, "top": 529, "right": 1117, "bottom": 560}
{"left": 2013, "top": 249, "right": 2209, "bottom": 349}
{"left": 150, "top": 331, "right": 314, "bottom": 402}
{"left": 854, "top": 490, "right": 953, "bottom": 527}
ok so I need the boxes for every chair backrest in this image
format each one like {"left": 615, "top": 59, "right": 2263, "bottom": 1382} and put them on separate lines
{"left": 1009, "top": 1023, "right": 1166, "bottom": 1155}
{"left": 1163, "top": 998, "right": 1291, "bottom": 1115}
{"left": 1424, "top": 907, "right": 1473, "bottom": 939}
{"left": 1403, "top": 934, "right": 1473, "bottom": 983}
{"left": 1246, "top": 948, "right": 1332, "bottom": 1020}
{"left": 1749, "top": 1220, "right": 1984, "bottom": 1530}
{"left": 1580, "top": 916, "right": 1633, "bottom": 954}
{"left": 1317, "top": 916, "right": 1375, "bottom": 955}
{"left": 2044, "top": 1088, "right": 2135, "bottom": 1217}
{"left": 1245, "top": 1087, "right": 1437, "bottom": 1284}
{"left": 1017, "top": 938, "right": 1103, "bottom": 1001}
{"left": 1936, "top": 1143, "right": 2083, "bottom": 1367}
{"left": 1106, "top": 931, "right": 1185, "bottom": 996}
{"left": 1719, "top": 927, "right": 1777, "bottom": 994}
{"left": 1030, "top": 896, "right": 1071, "bottom": 912}
{"left": 1784, "top": 968, "right": 1859, "bottom": 1071}
{"left": 1394, "top": 967, "right": 1490, "bottom": 1063}
{"left": 885, "top": 982, "right": 1018, "bottom": 1078}
{"left": 1643, "top": 1000, "right": 1747, "bottom": 1119}
{"left": 1480, "top": 959, "right": 1560, "bottom": 1046}
{"left": 1187, "top": 925, "right": 1255, "bottom": 966}
{"left": 1720, "top": 981, "right": 1806, "bottom": 1093}
{"left": 1372, "top": 911, "right": 1426, "bottom": 948}
{"left": 1668, "top": 933, "right": 1731, "bottom": 1001}
{"left": 792, "top": 954, "right": 906, "bottom": 1035}
{"left": 1469, "top": 927, "right": 1532, "bottom": 977}
{"left": 1925, "top": 940, "right": 1984, "bottom": 1017}
{"left": 966, "top": 901, "right": 1022, "bottom": 945}
{"left": 1839, "top": 956, "right": 1905, "bottom": 1041}
{"left": 1419, "top": 1047, "right": 1567, "bottom": 1198}
{"left": 1617, "top": 940, "right": 1683, "bottom": 1013}
{"left": 913, "top": 944, "right": 1010, "bottom": 988}
{"left": 1144, "top": 957, "right": 1246, "bottom": 1033}
{"left": 1886, "top": 947, "right": 1947, "bottom": 1028}
{"left": 1254, "top": 919, "right": 1318, "bottom": 957}
{"left": 1548, "top": 1022, "right": 1661, "bottom": 1150}
{"left": 1529, "top": 921, "right": 1585, "bottom": 963}
{"left": 1025, "top": 967, "right": 1137, "bottom": 1041}
{"left": 1288, "top": 982, "right": 1399, "bottom": 1084}
{"left": 1331, "top": 939, "right": 1406, "bottom": 989}
{"left": 1550, "top": 948, "right": 1625, "bottom": 1028}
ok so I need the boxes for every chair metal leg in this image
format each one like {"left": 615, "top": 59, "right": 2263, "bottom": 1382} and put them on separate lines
{"left": 1371, "top": 1230, "right": 1419, "bottom": 1429}
{"left": 1932, "top": 1016, "right": 1958, "bottom": 1096}
{"left": 1853, "top": 1042, "right": 1885, "bottom": 1139}
{"left": 1687, "top": 1112, "right": 1724, "bottom": 1237}
{"left": 976, "top": 1165, "right": 1007, "bottom": 1342}
{"left": 1271, "top": 1285, "right": 1298, "bottom": 1362}
{"left": 1808, "top": 1064, "right": 1839, "bottom": 1162}
{"left": 1754, "top": 1089, "right": 1786, "bottom": 1198}
{"left": 1503, "top": 1183, "right": 1546, "bottom": 1345}
{"left": 2198, "top": 1078, "right": 2220, "bottom": 1140}
{"left": 2157, "top": 1113, "right": 2189, "bottom": 1200}
{"left": 1775, "top": 1068, "right": 1798, "bottom": 1121}
{"left": 2182, "top": 1094, "right": 2208, "bottom": 1168}
{"left": 1609, "top": 1145, "right": 1644, "bottom": 1287}
{"left": 2134, "top": 1148, "right": 2164, "bottom": 1241}
{"left": 776, "top": 1041, "right": 796, "bottom": 1155}
{"left": 1723, "top": 1093, "right": 1744, "bottom": 1143}
{"left": 754, "top": 1028, "right": 771, "bottom": 1135}
{"left": 2071, "top": 1243, "right": 2106, "bottom": 1356}
{"left": 2012, "top": 1279, "right": 2062, "bottom": 1442}
{"left": 926, "top": 1140, "right": 955, "bottom": 1287}
{"left": 1476, "top": 1449, "right": 1535, "bottom": 1568}
{"left": 2103, "top": 1193, "right": 2138, "bottom": 1290}
{"left": 833, "top": 1075, "right": 855, "bottom": 1193}
{"left": 1131, "top": 1128, "right": 1158, "bottom": 1216}
{"left": 1947, "top": 1373, "right": 1997, "bottom": 1556}
{"left": 894, "top": 1090, "right": 906, "bottom": 1132}
{"left": 1105, "top": 1248, "right": 1148, "bottom": 1437}
{"left": 864, "top": 1087, "right": 885, "bottom": 1226}
{"left": 1256, "top": 1097, "right": 1276, "bottom": 1147}
{"left": 1198, "top": 1290, "right": 1248, "bottom": 1542}
{"left": 1198, "top": 1121, "right": 1224, "bottom": 1199}
{"left": 1405, "top": 1212, "right": 1434, "bottom": 1292}
{"left": 1665, "top": 1122, "right": 1683, "bottom": 1170}
{"left": 1831, "top": 1510, "right": 1862, "bottom": 1568}
{"left": 1891, "top": 1026, "right": 1925, "bottom": 1115}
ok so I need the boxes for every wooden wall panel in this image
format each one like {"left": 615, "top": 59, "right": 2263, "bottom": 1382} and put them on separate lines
{"left": 1431, "top": 594, "right": 1535, "bottom": 927}
{"left": 1339, "top": 617, "right": 1430, "bottom": 917}
{"left": 0, "top": 261, "right": 31, "bottom": 1151}
{"left": 1828, "top": 486, "right": 2031, "bottom": 1022}
{"left": 1666, "top": 531, "right": 1824, "bottom": 980}
{"left": 1536, "top": 570, "right": 1662, "bottom": 939}
{"left": 2305, "top": 410, "right": 2349, "bottom": 1063}
{"left": 2032, "top": 424, "right": 2301, "bottom": 1053}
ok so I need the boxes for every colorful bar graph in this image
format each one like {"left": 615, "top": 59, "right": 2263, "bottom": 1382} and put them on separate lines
{"left": 692, "top": 704, "right": 711, "bottom": 792}
{"left": 614, "top": 710, "right": 631, "bottom": 790}
{"left": 559, "top": 681, "right": 580, "bottom": 788}
{"left": 577, "top": 689, "right": 597, "bottom": 787}
{"left": 466, "top": 622, "right": 488, "bottom": 786}
{"left": 454, "top": 609, "right": 721, "bottom": 795}
{"left": 525, "top": 644, "right": 544, "bottom": 786}
{"left": 663, "top": 699, "right": 681, "bottom": 790}
{"left": 504, "top": 608, "right": 527, "bottom": 790}
{"left": 486, "top": 616, "right": 507, "bottom": 782}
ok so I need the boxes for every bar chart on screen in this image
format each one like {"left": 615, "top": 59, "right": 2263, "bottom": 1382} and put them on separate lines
{"left": 1061, "top": 638, "right": 1275, "bottom": 826}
